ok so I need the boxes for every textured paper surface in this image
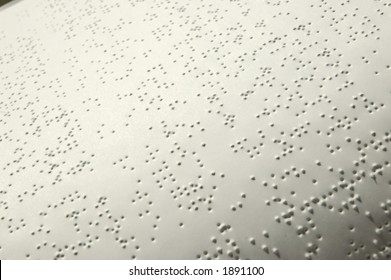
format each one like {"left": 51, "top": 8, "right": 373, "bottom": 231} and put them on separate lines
{"left": 0, "top": 0, "right": 391, "bottom": 259}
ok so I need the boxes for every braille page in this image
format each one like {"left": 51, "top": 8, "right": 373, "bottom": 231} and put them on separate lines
{"left": 0, "top": 0, "right": 391, "bottom": 260}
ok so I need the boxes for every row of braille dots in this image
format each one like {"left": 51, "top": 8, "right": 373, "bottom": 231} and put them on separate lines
{"left": 197, "top": 91, "right": 237, "bottom": 130}
{"left": 161, "top": 166, "right": 222, "bottom": 210}
{"left": 196, "top": 223, "right": 244, "bottom": 260}
{"left": 2, "top": 147, "right": 33, "bottom": 176}
{"left": 29, "top": 223, "right": 51, "bottom": 240}
{"left": 330, "top": 11, "right": 381, "bottom": 44}
{"left": 265, "top": 196, "right": 296, "bottom": 226}
{"left": 347, "top": 239, "right": 368, "bottom": 259}
{"left": 127, "top": 91, "right": 170, "bottom": 114}
{"left": 52, "top": 234, "right": 102, "bottom": 260}
{"left": 23, "top": 190, "right": 88, "bottom": 225}
{"left": 324, "top": 115, "right": 358, "bottom": 136}
{"left": 130, "top": 190, "right": 155, "bottom": 220}
{"left": 64, "top": 159, "right": 93, "bottom": 176}
{"left": 374, "top": 0, "right": 391, "bottom": 16}
{"left": 158, "top": 9, "right": 294, "bottom": 81}
{"left": 150, "top": 160, "right": 174, "bottom": 190}
{"left": 348, "top": 131, "right": 391, "bottom": 167}
{"left": 5, "top": 217, "right": 27, "bottom": 235}
{"left": 92, "top": 51, "right": 135, "bottom": 85}
{"left": 145, "top": 147, "right": 161, "bottom": 164}
{"left": 46, "top": 191, "right": 87, "bottom": 210}
{"left": 263, "top": 191, "right": 322, "bottom": 258}
{"left": 308, "top": 130, "right": 391, "bottom": 210}
{"left": 156, "top": 121, "right": 205, "bottom": 140}
{"left": 135, "top": 76, "right": 174, "bottom": 92}
{"left": 230, "top": 193, "right": 246, "bottom": 212}
{"left": 82, "top": 98, "right": 101, "bottom": 113}
{"left": 16, "top": 184, "right": 45, "bottom": 203}
{"left": 1, "top": 101, "right": 90, "bottom": 191}
{"left": 198, "top": 225, "right": 283, "bottom": 259}
{"left": 351, "top": 93, "right": 386, "bottom": 114}
{"left": 96, "top": 123, "right": 117, "bottom": 140}
{"left": 57, "top": 195, "right": 141, "bottom": 259}
{"left": 148, "top": 155, "right": 203, "bottom": 192}
{"left": 353, "top": 216, "right": 391, "bottom": 259}
{"left": 151, "top": 22, "right": 174, "bottom": 42}
{"left": 262, "top": 175, "right": 390, "bottom": 258}
{"left": 27, "top": 190, "right": 89, "bottom": 259}
{"left": 248, "top": 231, "right": 282, "bottom": 259}
{"left": 251, "top": 165, "right": 308, "bottom": 190}
{"left": 170, "top": 182, "right": 215, "bottom": 212}
{"left": 230, "top": 134, "right": 265, "bottom": 159}
{"left": 112, "top": 154, "right": 135, "bottom": 171}
{"left": 148, "top": 141, "right": 207, "bottom": 171}
{"left": 240, "top": 67, "right": 274, "bottom": 101}
{"left": 198, "top": 236, "right": 242, "bottom": 260}
{"left": 261, "top": 157, "right": 382, "bottom": 218}
{"left": 256, "top": 166, "right": 369, "bottom": 233}
{"left": 141, "top": 0, "right": 340, "bottom": 111}
{"left": 0, "top": 105, "right": 77, "bottom": 149}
